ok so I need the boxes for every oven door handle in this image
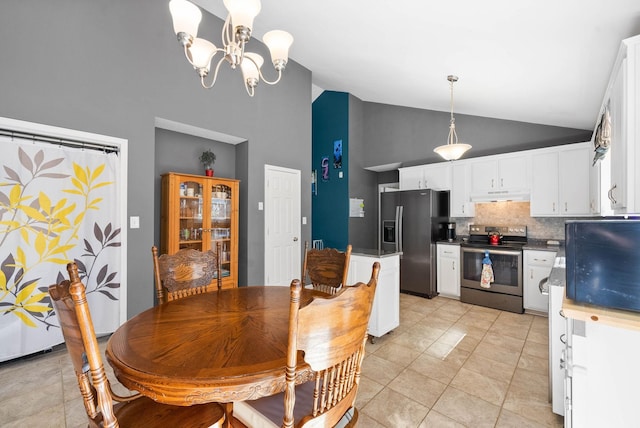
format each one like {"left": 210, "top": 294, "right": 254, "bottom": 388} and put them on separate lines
{"left": 461, "top": 246, "right": 521, "bottom": 256}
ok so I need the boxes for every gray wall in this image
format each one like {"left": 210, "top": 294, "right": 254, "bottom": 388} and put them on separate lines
{"left": 0, "top": 0, "right": 311, "bottom": 317}
{"left": 154, "top": 128, "right": 237, "bottom": 250}
{"left": 362, "top": 102, "right": 592, "bottom": 168}
{"left": 348, "top": 95, "right": 377, "bottom": 249}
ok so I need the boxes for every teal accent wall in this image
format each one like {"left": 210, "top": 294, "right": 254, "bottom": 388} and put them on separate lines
{"left": 312, "top": 91, "right": 349, "bottom": 250}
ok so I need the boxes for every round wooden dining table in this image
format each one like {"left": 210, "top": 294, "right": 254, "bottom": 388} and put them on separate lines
{"left": 106, "top": 286, "right": 317, "bottom": 408}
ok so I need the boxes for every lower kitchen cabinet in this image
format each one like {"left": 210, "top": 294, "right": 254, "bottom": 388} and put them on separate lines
{"left": 523, "top": 249, "right": 556, "bottom": 313}
{"left": 348, "top": 252, "right": 400, "bottom": 341}
{"left": 564, "top": 317, "right": 640, "bottom": 427}
{"left": 437, "top": 243, "right": 460, "bottom": 298}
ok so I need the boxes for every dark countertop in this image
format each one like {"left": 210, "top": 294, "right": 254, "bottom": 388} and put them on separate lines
{"left": 548, "top": 248, "right": 566, "bottom": 288}
{"left": 437, "top": 239, "right": 463, "bottom": 246}
{"left": 437, "top": 235, "right": 467, "bottom": 245}
{"left": 438, "top": 237, "right": 563, "bottom": 251}
{"left": 351, "top": 248, "right": 402, "bottom": 258}
{"left": 523, "top": 239, "right": 564, "bottom": 252}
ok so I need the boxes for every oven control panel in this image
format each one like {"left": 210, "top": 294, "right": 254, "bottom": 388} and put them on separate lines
{"left": 469, "top": 225, "right": 527, "bottom": 238}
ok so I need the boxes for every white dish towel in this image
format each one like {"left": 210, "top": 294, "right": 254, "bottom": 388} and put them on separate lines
{"left": 480, "top": 251, "right": 494, "bottom": 288}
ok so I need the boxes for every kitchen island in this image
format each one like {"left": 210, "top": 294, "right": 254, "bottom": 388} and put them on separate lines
{"left": 348, "top": 249, "right": 401, "bottom": 343}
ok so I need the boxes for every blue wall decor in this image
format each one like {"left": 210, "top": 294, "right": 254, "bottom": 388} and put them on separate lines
{"left": 333, "top": 139, "right": 343, "bottom": 168}
{"left": 321, "top": 157, "right": 329, "bottom": 181}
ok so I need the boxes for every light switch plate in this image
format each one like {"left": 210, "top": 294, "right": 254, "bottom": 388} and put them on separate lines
{"left": 129, "top": 216, "right": 140, "bottom": 229}
{"left": 258, "top": 202, "right": 264, "bottom": 210}
{"left": 302, "top": 216, "right": 307, "bottom": 225}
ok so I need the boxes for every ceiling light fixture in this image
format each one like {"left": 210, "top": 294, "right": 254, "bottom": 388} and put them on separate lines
{"left": 434, "top": 75, "right": 472, "bottom": 161}
{"left": 169, "top": 0, "right": 293, "bottom": 97}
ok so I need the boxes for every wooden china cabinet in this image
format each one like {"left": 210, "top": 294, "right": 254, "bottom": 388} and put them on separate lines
{"left": 160, "top": 172, "right": 239, "bottom": 289}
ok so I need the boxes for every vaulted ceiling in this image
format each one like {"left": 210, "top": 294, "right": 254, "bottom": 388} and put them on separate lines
{"left": 194, "top": 0, "right": 640, "bottom": 131}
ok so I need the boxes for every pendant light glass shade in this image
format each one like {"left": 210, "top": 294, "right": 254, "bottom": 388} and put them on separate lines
{"left": 434, "top": 75, "right": 472, "bottom": 161}
{"left": 169, "top": 0, "right": 202, "bottom": 38}
{"left": 434, "top": 141, "right": 472, "bottom": 161}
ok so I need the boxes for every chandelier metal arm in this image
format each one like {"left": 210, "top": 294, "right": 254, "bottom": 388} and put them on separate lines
{"left": 258, "top": 68, "right": 283, "bottom": 85}
{"left": 201, "top": 55, "right": 228, "bottom": 89}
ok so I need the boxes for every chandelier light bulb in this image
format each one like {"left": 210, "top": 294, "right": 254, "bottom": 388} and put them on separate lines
{"left": 169, "top": 0, "right": 202, "bottom": 44}
{"left": 188, "top": 38, "right": 217, "bottom": 73}
{"left": 240, "top": 52, "right": 264, "bottom": 83}
{"left": 223, "top": 0, "right": 261, "bottom": 37}
{"left": 263, "top": 30, "right": 294, "bottom": 70}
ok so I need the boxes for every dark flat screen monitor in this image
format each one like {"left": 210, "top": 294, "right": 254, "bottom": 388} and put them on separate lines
{"left": 565, "top": 219, "right": 640, "bottom": 313}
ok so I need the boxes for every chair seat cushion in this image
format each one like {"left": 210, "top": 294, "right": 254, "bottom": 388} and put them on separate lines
{"left": 234, "top": 381, "right": 355, "bottom": 428}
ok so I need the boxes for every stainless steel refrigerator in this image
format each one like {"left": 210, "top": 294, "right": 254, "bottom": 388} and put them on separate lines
{"left": 379, "top": 189, "right": 449, "bottom": 298}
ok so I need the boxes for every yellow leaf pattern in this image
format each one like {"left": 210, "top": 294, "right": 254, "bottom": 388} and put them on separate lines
{"left": 1, "top": 143, "right": 120, "bottom": 338}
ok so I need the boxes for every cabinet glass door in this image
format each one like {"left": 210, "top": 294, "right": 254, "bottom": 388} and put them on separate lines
{"left": 179, "top": 179, "right": 204, "bottom": 251}
{"left": 210, "top": 183, "right": 232, "bottom": 279}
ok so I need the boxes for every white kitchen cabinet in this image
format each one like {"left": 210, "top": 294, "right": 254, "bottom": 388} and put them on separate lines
{"left": 564, "top": 318, "right": 640, "bottom": 427}
{"left": 469, "top": 153, "right": 530, "bottom": 199}
{"left": 348, "top": 253, "right": 400, "bottom": 341}
{"left": 422, "top": 163, "right": 451, "bottom": 190}
{"left": 589, "top": 151, "right": 604, "bottom": 215}
{"left": 523, "top": 249, "right": 556, "bottom": 313}
{"left": 399, "top": 163, "right": 451, "bottom": 190}
{"left": 437, "top": 243, "right": 460, "bottom": 298}
{"left": 530, "top": 143, "right": 591, "bottom": 216}
{"left": 592, "top": 34, "right": 640, "bottom": 214}
{"left": 398, "top": 165, "right": 424, "bottom": 190}
{"left": 450, "top": 163, "right": 474, "bottom": 217}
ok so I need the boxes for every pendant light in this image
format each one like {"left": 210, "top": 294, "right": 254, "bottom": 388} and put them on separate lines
{"left": 434, "top": 75, "right": 472, "bottom": 161}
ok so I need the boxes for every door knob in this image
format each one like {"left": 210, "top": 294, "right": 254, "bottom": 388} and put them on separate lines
{"left": 293, "top": 237, "right": 298, "bottom": 241}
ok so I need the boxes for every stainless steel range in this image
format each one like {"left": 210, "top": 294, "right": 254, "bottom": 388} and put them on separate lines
{"left": 460, "top": 225, "right": 527, "bottom": 313}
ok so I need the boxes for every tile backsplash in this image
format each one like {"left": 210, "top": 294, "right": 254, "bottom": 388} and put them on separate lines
{"left": 451, "top": 201, "right": 598, "bottom": 240}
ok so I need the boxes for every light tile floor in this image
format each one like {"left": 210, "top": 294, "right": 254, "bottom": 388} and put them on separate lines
{"left": 357, "top": 294, "right": 564, "bottom": 427}
{"left": 0, "top": 294, "right": 564, "bottom": 427}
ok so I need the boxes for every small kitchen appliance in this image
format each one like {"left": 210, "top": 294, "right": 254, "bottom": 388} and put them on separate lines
{"left": 446, "top": 222, "right": 456, "bottom": 242}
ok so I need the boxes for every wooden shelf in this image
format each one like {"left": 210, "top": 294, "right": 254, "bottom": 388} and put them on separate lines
{"left": 563, "top": 292, "right": 640, "bottom": 332}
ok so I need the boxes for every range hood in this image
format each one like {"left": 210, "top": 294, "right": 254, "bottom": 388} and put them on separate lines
{"left": 470, "top": 190, "right": 530, "bottom": 202}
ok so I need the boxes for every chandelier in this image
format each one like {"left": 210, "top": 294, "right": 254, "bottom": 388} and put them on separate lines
{"left": 434, "top": 75, "right": 472, "bottom": 161}
{"left": 169, "top": 0, "right": 293, "bottom": 97}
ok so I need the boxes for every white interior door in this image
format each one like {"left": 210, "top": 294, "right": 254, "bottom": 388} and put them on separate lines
{"left": 264, "top": 165, "right": 301, "bottom": 285}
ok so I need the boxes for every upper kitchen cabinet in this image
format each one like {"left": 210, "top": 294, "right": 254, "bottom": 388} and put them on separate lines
{"left": 530, "top": 143, "right": 591, "bottom": 217}
{"left": 399, "top": 163, "right": 451, "bottom": 190}
{"left": 592, "top": 34, "right": 640, "bottom": 214}
{"left": 469, "top": 152, "right": 531, "bottom": 201}
{"left": 450, "top": 162, "right": 474, "bottom": 217}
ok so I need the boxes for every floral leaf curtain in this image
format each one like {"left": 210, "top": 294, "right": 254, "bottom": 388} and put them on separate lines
{"left": 0, "top": 136, "right": 121, "bottom": 362}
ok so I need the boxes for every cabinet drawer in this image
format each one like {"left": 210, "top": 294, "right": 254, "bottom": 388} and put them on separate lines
{"left": 525, "top": 250, "right": 556, "bottom": 266}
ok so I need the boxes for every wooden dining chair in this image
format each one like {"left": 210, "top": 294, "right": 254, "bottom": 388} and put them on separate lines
{"left": 152, "top": 242, "right": 222, "bottom": 304}
{"left": 301, "top": 242, "right": 352, "bottom": 295}
{"left": 49, "top": 262, "right": 226, "bottom": 428}
{"left": 234, "top": 261, "right": 380, "bottom": 428}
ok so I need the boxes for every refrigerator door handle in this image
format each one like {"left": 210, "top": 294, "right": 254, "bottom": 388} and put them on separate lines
{"left": 396, "top": 205, "right": 403, "bottom": 252}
